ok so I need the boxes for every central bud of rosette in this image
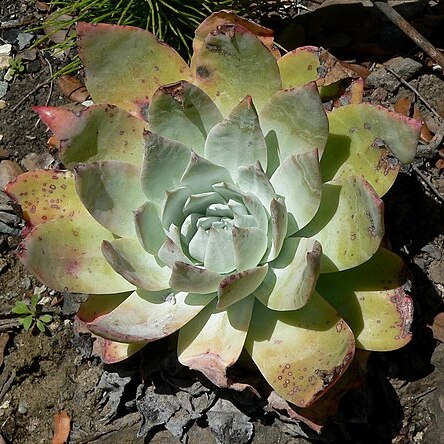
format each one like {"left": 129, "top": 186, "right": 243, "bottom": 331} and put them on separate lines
{"left": 152, "top": 151, "right": 287, "bottom": 309}
{"left": 163, "top": 160, "right": 273, "bottom": 274}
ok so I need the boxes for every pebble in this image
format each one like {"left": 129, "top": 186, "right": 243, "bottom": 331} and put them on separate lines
{"left": 0, "top": 44, "right": 12, "bottom": 56}
{"left": 0, "top": 148, "right": 11, "bottom": 159}
{"left": 413, "top": 257, "right": 427, "bottom": 270}
{"left": 0, "top": 82, "right": 7, "bottom": 99}
{"left": 0, "top": 160, "right": 23, "bottom": 189}
{"left": 366, "top": 67, "right": 399, "bottom": 92}
{"left": 21, "top": 152, "right": 54, "bottom": 171}
{"left": 20, "top": 48, "right": 37, "bottom": 61}
{"left": 366, "top": 57, "right": 422, "bottom": 92}
{"left": 384, "top": 57, "right": 423, "bottom": 79}
{"left": 17, "top": 32, "right": 34, "bottom": 51}
{"left": 26, "top": 59, "right": 40, "bottom": 74}
{"left": 421, "top": 244, "right": 442, "bottom": 260}
{"left": 429, "top": 261, "right": 444, "bottom": 285}
{"left": 0, "top": 56, "right": 10, "bottom": 70}
{"left": 17, "top": 400, "right": 29, "bottom": 415}
{"left": 3, "top": 69, "right": 14, "bottom": 82}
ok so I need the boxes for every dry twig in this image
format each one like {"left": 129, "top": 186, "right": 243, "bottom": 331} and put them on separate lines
{"left": 11, "top": 79, "right": 52, "bottom": 113}
{"left": 385, "top": 67, "right": 442, "bottom": 121}
{"left": 374, "top": 2, "right": 444, "bottom": 69}
{"left": 412, "top": 164, "right": 444, "bottom": 204}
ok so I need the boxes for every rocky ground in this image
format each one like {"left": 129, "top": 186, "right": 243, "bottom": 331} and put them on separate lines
{"left": 1, "top": 1, "right": 444, "bottom": 443}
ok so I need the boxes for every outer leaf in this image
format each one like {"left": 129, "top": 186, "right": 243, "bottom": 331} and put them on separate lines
{"left": 77, "top": 22, "right": 192, "bottom": 116}
{"left": 147, "top": 81, "right": 223, "bottom": 154}
{"left": 316, "top": 248, "right": 413, "bottom": 350}
{"left": 93, "top": 338, "right": 145, "bottom": 364}
{"left": 270, "top": 150, "right": 322, "bottom": 232}
{"left": 40, "top": 314, "right": 53, "bottom": 323}
{"left": 141, "top": 132, "right": 191, "bottom": 204}
{"left": 134, "top": 201, "right": 165, "bottom": 255}
{"left": 192, "top": 23, "right": 281, "bottom": 116}
{"left": 192, "top": 11, "right": 279, "bottom": 61}
{"left": 74, "top": 160, "right": 146, "bottom": 238}
{"left": 245, "top": 294, "right": 355, "bottom": 407}
{"left": 205, "top": 97, "right": 267, "bottom": 178}
{"left": 278, "top": 46, "right": 356, "bottom": 89}
{"left": 278, "top": 46, "right": 320, "bottom": 89}
{"left": 18, "top": 219, "right": 135, "bottom": 293}
{"left": 298, "top": 177, "right": 384, "bottom": 272}
{"left": 260, "top": 83, "right": 329, "bottom": 160}
{"left": 320, "top": 104, "right": 421, "bottom": 196}
{"left": 178, "top": 296, "right": 254, "bottom": 387}
{"left": 254, "top": 238, "right": 322, "bottom": 311}
{"left": 102, "top": 238, "right": 170, "bottom": 291}
{"left": 85, "top": 289, "right": 214, "bottom": 343}
{"left": 77, "top": 309, "right": 147, "bottom": 362}
{"left": 5, "top": 170, "right": 91, "bottom": 227}
{"left": 35, "top": 105, "right": 146, "bottom": 168}
{"left": 217, "top": 265, "right": 268, "bottom": 309}
{"left": 169, "top": 262, "right": 222, "bottom": 294}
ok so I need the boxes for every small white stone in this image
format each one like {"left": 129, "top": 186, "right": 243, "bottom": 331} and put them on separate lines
{"left": 18, "top": 400, "right": 29, "bottom": 414}
{"left": 0, "top": 44, "right": 12, "bottom": 56}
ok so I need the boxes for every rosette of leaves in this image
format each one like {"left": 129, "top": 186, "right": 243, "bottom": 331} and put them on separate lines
{"left": 5, "top": 12, "right": 420, "bottom": 408}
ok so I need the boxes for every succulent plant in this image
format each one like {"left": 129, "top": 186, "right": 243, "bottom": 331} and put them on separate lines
{"left": 5, "top": 12, "right": 420, "bottom": 409}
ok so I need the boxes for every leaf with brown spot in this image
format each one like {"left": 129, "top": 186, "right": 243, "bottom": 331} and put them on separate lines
{"left": 51, "top": 411, "right": 70, "bottom": 444}
{"left": 57, "top": 75, "right": 89, "bottom": 103}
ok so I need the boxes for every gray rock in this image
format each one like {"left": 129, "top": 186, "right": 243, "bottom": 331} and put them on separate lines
{"left": 429, "top": 260, "right": 444, "bottom": 284}
{"left": 17, "top": 32, "right": 34, "bottom": 50}
{"left": 206, "top": 398, "right": 253, "bottom": 444}
{"left": 421, "top": 244, "right": 442, "bottom": 260}
{"left": 19, "top": 48, "right": 37, "bottom": 61}
{"left": 384, "top": 57, "right": 422, "bottom": 80}
{"left": 0, "top": 81, "right": 7, "bottom": 99}
{"left": 365, "top": 67, "right": 399, "bottom": 92}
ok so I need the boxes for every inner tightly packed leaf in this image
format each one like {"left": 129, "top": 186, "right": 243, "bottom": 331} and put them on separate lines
{"left": 5, "top": 11, "right": 419, "bottom": 413}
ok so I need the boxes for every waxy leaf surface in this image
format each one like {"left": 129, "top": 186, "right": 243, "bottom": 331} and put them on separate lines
{"left": 178, "top": 296, "right": 254, "bottom": 387}
{"left": 321, "top": 104, "right": 421, "bottom": 196}
{"left": 192, "top": 23, "right": 281, "bottom": 116}
{"left": 77, "top": 22, "right": 192, "bottom": 116}
{"left": 5, "top": 170, "right": 90, "bottom": 227}
{"left": 19, "top": 219, "right": 134, "bottom": 293}
{"left": 316, "top": 248, "right": 413, "bottom": 350}
{"left": 86, "top": 290, "right": 214, "bottom": 343}
{"left": 75, "top": 160, "right": 146, "bottom": 238}
{"left": 246, "top": 294, "right": 355, "bottom": 407}
{"left": 147, "top": 81, "right": 223, "bottom": 153}
{"left": 298, "top": 176, "right": 384, "bottom": 272}
{"left": 35, "top": 105, "right": 146, "bottom": 168}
